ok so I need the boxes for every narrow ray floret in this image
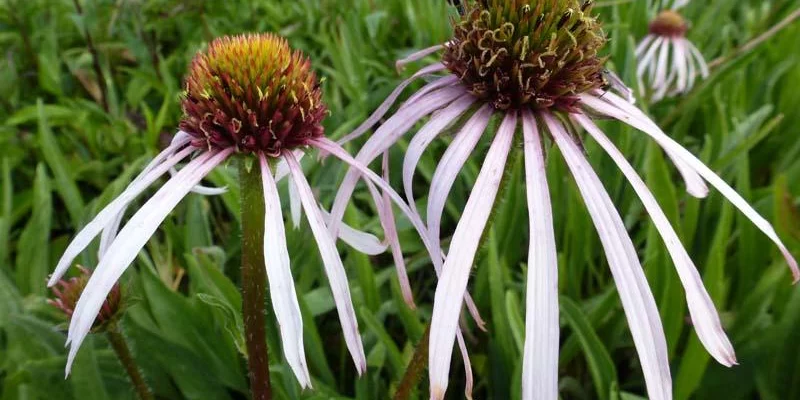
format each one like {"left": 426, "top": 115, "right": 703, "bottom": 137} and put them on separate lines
{"left": 636, "top": 0, "right": 709, "bottom": 101}
{"left": 47, "top": 33, "right": 427, "bottom": 389}
{"left": 328, "top": 1, "right": 799, "bottom": 399}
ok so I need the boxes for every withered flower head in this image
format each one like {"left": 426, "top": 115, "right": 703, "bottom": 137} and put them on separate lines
{"left": 180, "top": 33, "right": 327, "bottom": 156}
{"left": 49, "top": 267, "right": 122, "bottom": 331}
{"left": 443, "top": 0, "right": 607, "bottom": 110}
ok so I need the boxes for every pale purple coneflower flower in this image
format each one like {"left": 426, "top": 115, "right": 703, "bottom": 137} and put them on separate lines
{"left": 637, "top": 1, "right": 709, "bottom": 101}
{"left": 326, "top": 1, "right": 798, "bottom": 399}
{"left": 46, "top": 33, "right": 419, "bottom": 388}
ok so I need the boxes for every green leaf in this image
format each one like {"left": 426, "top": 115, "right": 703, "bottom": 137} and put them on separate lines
{"left": 37, "top": 100, "right": 84, "bottom": 225}
{"left": 14, "top": 164, "right": 51, "bottom": 296}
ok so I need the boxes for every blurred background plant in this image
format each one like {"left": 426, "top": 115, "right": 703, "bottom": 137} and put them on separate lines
{"left": 0, "top": 0, "right": 798, "bottom": 399}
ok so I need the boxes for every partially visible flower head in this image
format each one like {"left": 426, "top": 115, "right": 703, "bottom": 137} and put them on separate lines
{"left": 49, "top": 266, "right": 122, "bottom": 331}
{"left": 181, "top": 33, "right": 326, "bottom": 155}
{"left": 649, "top": 10, "right": 688, "bottom": 37}
{"left": 443, "top": 0, "right": 607, "bottom": 110}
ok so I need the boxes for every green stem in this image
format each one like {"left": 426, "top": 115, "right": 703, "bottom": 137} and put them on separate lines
{"left": 240, "top": 160, "right": 272, "bottom": 400}
{"left": 393, "top": 323, "right": 431, "bottom": 400}
{"left": 106, "top": 326, "right": 154, "bottom": 400}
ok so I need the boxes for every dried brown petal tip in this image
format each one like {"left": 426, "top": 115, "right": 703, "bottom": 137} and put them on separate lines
{"left": 181, "top": 33, "right": 327, "bottom": 156}
{"left": 443, "top": 0, "right": 607, "bottom": 111}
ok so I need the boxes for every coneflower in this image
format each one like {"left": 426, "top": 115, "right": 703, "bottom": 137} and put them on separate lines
{"left": 47, "top": 33, "right": 417, "bottom": 394}
{"left": 326, "top": 1, "right": 798, "bottom": 399}
{"left": 637, "top": 1, "right": 708, "bottom": 101}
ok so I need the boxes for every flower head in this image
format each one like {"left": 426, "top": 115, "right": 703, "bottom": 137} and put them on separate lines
{"left": 327, "top": 1, "right": 798, "bottom": 399}
{"left": 180, "top": 33, "right": 326, "bottom": 155}
{"left": 636, "top": 3, "right": 708, "bottom": 101}
{"left": 443, "top": 0, "right": 606, "bottom": 110}
{"left": 49, "top": 266, "right": 122, "bottom": 331}
{"left": 48, "top": 32, "right": 426, "bottom": 389}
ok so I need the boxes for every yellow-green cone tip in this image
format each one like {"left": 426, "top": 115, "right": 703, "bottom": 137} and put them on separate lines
{"left": 181, "top": 33, "right": 326, "bottom": 156}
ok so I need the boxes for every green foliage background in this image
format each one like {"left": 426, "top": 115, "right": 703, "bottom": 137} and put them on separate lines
{"left": 1, "top": 0, "right": 799, "bottom": 399}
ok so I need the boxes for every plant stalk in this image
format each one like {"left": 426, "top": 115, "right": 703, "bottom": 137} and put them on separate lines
{"left": 240, "top": 160, "right": 272, "bottom": 400}
{"left": 394, "top": 323, "right": 432, "bottom": 400}
{"left": 107, "top": 326, "right": 154, "bottom": 400}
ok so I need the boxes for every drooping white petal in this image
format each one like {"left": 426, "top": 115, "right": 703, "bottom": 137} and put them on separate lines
{"left": 382, "top": 152, "right": 415, "bottom": 308}
{"left": 637, "top": 36, "right": 665, "bottom": 89}
{"left": 672, "top": 39, "right": 689, "bottom": 94}
{"left": 427, "top": 105, "right": 494, "bottom": 257}
{"left": 97, "top": 133, "right": 193, "bottom": 257}
{"left": 284, "top": 151, "right": 367, "bottom": 373}
{"left": 574, "top": 113, "right": 737, "bottom": 367}
{"left": 258, "top": 153, "right": 312, "bottom": 387}
{"left": 685, "top": 40, "right": 710, "bottom": 79}
{"left": 580, "top": 93, "right": 709, "bottom": 198}
{"left": 403, "top": 95, "right": 476, "bottom": 215}
{"left": 652, "top": 38, "right": 672, "bottom": 94}
{"left": 337, "top": 63, "right": 447, "bottom": 145}
{"left": 428, "top": 112, "right": 517, "bottom": 400}
{"left": 49, "top": 145, "right": 196, "bottom": 286}
{"left": 288, "top": 178, "right": 302, "bottom": 229}
{"left": 65, "top": 148, "right": 233, "bottom": 373}
{"left": 170, "top": 167, "right": 228, "bottom": 195}
{"left": 396, "top": 44, "right": 446, "bottom": 71}
{"left": 636, "top": 35, "right": 656, "bottom": 57}
{"left": 401, "top": 75, "right": 460, "bottom": 110}
{"left": 319, "top": 209, "right": 387, "bottom": 256}
{"left": 584, "top": 92, "right": 799, "bottom": 280}
{"left": 328, "top": 86, "right": 465, "bottom": 240}
{"left": 547, "top": 113, "right": 672, "bottom": 400}
{"left": 274, "top": 150, "right": 305, "bottom": 182}
{"left": 457, "top": 333, "right": 474, "bottom": 400}
{"left": 312, "top": 136, "right": 485, "bottom": 336}
{"left": 520, "top": 111, "right": 560, "bottom": 400}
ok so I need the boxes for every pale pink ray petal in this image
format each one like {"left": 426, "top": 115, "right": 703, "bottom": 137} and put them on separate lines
{"left": 396, "top": 44, "right": 447, "bottom": 71}
{"left": 427, "top": 105, "right": 494, "bottom": 257}
{"left": 547, "top": 113, "right": 672, "bottom": 400}
{"left": 361, "top": 157, "right": 415, "bottom": 308}
{"left": 685, "top": 40, "right": 710, "bottom": 78}
{"left": 586, "top": 92, "right": 799, "bottom": 280}
{"left": 312, "top": 137, "right": 487, "bottom": 329}
{"left": 671, "top": 39, "right": 689, "bottom": 94}
{"left": 319, "top": 209, "right": 388, "bottom": 256}
{"left": 636, "top": 34, "right": 656, "bottom": 57}
{"left": 274, "top": 149, "right": 305, "bottom": 182}
{"left": 259, "top": 153, "right": 312, "bottom": 387}
{"left": 428, "top": 112, "right": 517, "bottom": 400}
{"left": 400, "top": 75, "right": 460, "bottom": 110}
{"left": 285, "top": 151, "right": 367, "bottom": 373}
{"left": 337, "top": 63, "right": 447, "bottom": 145}
{"left": 457, "top": 333, "right": 474, "bottom": 400}
{"left": 288, "top": 178, "right": 302, "bottom": 229}
{"left": 382, "top": 152, "right": 415, "bottom": 308}
{"left": 403, "top": 95, "right": 476, "bottom": 216}
{"left": 49, "top": 145, "right": 196, "bottom": 286}
{"left": 574, "top": 113, "right": 737, "bottom": 367}
{"left": 97, "top": 132, "right": 193, "bottom": 257}
{"left": 580, "top": 93, "right": 710, "bottom": 198}
{"left": 520, "top": 111, "right": 560, "bottom": 400}
{"left": 652, "top": 39, "right": 672, "bottom": 94}
{"left": 637, "top": 36, "right": 665, "bottom": 87}
{"left": 169, "top": 167, "right": 228, "bottom": 195}
{"left": 328, "top": 86, "right": 465, "bottom": 240}
{"left": 65, "top": 149, "right": 233, "bottom": 372}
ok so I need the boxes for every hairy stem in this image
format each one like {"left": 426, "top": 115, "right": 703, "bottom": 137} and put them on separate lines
{"left": 394, "top": 324, "right": 432, "bottom": 400}
{"left": 240, "top": 160, "right": 272, "bottom": 400}
{"left": 107, "top": 326, "right": 154, "bottom": 400}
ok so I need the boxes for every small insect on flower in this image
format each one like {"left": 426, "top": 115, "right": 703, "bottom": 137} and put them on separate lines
{"left": 47, "top": 33, "right": 420, "bottom": 389}
{"left": 328, "top": 1, "right": 798, "bottom": 399}
{"left": 637, "top": 1, "right": 709, "bottom": 101}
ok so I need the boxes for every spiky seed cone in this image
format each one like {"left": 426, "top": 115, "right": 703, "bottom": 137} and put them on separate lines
{"left": 49, "top": 267, "right": 122, "bottom": 331}
{"left": 649, "top": 10, "right": 688, "bottom": 37}
{"left": 443, "top": 0, "right": 607, "bottom": 111}
{"left": 180, "top": 33, "right": 326, "bottom": 156}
